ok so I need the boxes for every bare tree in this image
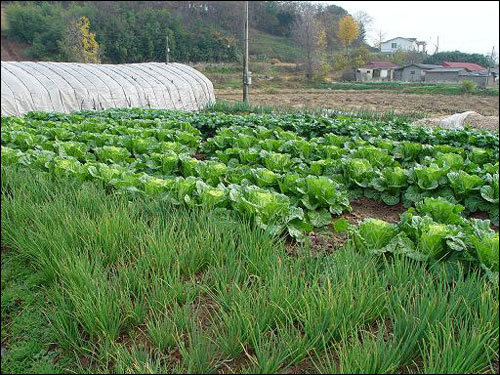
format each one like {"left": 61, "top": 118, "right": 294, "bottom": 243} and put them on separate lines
{"left": 373, "top": 29, "right": 386, "bottom": 52}
{"left": 489, "top": 47, "right": 498, "bottom": 66}
{"left": 354, "top": 11, "right": 372, "bottom": 44}
{"left": 293, "top": 3, "right": 327, "bottom": 81}
{"left": 293, "top": 4, "right": 316, "bottom": 80}
{"left": 354, "top": 11, "right": 373, "bottom": 30}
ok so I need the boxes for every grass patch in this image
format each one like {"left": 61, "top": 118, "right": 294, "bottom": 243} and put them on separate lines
{"left": 1, "top": 253, "right": 75, "bottom": 373}
{"left": 249, "top": 29, "right": 304, "bottom": 62}
{"left": 309, "top": 81, "right": 500, "bottom": 97}
{"left": 1, "top": 166, "right": 499, "bottom": 374}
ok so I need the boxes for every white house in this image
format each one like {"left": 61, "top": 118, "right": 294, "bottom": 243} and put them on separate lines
{"left": 380, "top": 37, "right": 427, "bottom": 54}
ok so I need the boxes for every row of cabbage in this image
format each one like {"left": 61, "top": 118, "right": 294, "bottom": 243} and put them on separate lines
{"left": 2, "top": 147, "right": 342, "bottom": 239}
{"left": 203, "top": 125, "right": 499, "bottom": 227}
{"left": 14, "top": 108, "right": 500, "bottom": 150}
{"left": 335, "top": 197, "right": 499, "bottom": 282}
{"left": 2, "top": 114, "right": 499, "bottom": 234}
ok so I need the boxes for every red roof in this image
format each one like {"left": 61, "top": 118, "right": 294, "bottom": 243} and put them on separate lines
{"left": 442, "top": 61, "right": 485, "bottom": 71}
{"left": 365, "top": 61, "right": 398, "bottom": 68}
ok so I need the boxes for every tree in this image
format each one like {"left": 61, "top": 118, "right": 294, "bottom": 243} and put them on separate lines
{"left": 315, "top": 4, "right": 348, "bottom": 54}
{"left": 354, "top": 11, "right": 373, "bottom": 31}
{"left": 423, "top": 50, "right": 494, "bottom": 68}
{"left": 373, "top": 29, "right": 386, "bottom": 52}
{"left": 333, "top": 15, "right": 361, "bottom": 79}
{"left": 337, "top": 15, "right": 359, "bottom": 52}
{"left": 353, "top": 11, "right": 372, "bottom": 46}
{"left": 5, "top": 2, "right": 66, "bottom": 60}
{"left": 353, "top": 45, "right": 371, "bottom": 68}
{"left": 293, "top": 3, "right": 325, "bottom": 81}
{"left": 392, "top": 50, "right": 406, "bottom": 66}
{"left": 488, "top": 47, "right": 498, "bottom": 67}
{"left": 62, "top": 16, "right": 100, "bottom": 63}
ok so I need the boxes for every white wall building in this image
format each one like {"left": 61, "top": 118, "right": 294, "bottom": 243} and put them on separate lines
{"left": 380, "top": 37, "right": 426, "bottom": 54}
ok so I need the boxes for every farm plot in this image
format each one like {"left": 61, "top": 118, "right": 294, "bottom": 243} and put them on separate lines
{"left": 1, "top": 108, "right": 499, "bottom": 374}
{"left": 1, "top": 109, "right": 499, "bottom": 275}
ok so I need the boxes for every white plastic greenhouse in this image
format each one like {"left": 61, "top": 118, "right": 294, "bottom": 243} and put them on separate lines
{"left": 1, "top": 61, "right": 215, "bottom": 116}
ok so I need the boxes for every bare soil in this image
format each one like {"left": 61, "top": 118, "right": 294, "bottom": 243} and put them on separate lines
{"left": 282, "top": 358, "right": 317, "bottom": 374}
{"left": 216, "top": 88, "right": 499, "bottom": 117}
{"left": 295, "top": 199, "right": 498, "bottom": 257}
{"left": 0, "top": 36, "right": 29, "bottom": 61}
{"left": 339, "top": 197, "right": 406, "bottom": 225}
{"left": 468, "top": 211, "right": 499, "bottom": 232}
{"left": 286, "top": 198, "right": 408, "bottom": 256}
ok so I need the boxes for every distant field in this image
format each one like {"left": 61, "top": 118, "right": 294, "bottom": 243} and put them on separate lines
{"left": 195, "top": 62, "right": 500, "bottom": 99}
{"left": 215, "top": 88, "right": 500, "bottom": 117}
{"left": 311, "top": 82, "right": 500, "bottom": 97}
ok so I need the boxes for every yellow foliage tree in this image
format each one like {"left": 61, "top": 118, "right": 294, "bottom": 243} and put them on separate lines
{"left": 77, "top": 16, "right": 100, "bottom": 63}
{"left": 315, "top": 22, "right": 327, "bottom": 51}
{"left": 337, "top": 15, "right": 360, "bottom": 50}
{"left": 64, "top": 16, "right": 100, "bottom": 63}
{"left": 313, "top": 21, "right": 330, "bottom": 81}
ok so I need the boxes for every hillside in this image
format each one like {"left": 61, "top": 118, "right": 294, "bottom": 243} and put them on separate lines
{"left": 1, "top": 4, "right": 25, "bottom": 60}
{"left": 0, "top": 1, "right": 316, "bottom": 64}
{"left": 0, "top": 27, "right": 303, "bottom": 64}
{"left": 249, "top": 28, "right": 304, "bottom": 62}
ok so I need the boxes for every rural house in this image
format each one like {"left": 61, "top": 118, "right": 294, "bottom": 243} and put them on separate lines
{"left": 425, "top": 67, "right": 496, "bottom": 88}
{"left": 356, "top": 61, "right": 399, "bottom": 81}
{"left": 394, "top": 63, "right": 442, "bottom": 82}
{"left": 380, "top": 37, "right": 427, "bottom": 54}
{"left": 488, "top": 67, "right": 499, "bottom": 82}
{"left": 441, "top": 61, "right": 485, "bottom": 71}
{"left": 424, "top": 67, "right": 467, "bottom": 83}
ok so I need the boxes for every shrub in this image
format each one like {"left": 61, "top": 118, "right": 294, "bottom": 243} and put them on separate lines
{"left": 460, "top": 80, "right": 477, "bottom": 94}
{"left": 340, "top": 68, "right": 356, "bottom": 82}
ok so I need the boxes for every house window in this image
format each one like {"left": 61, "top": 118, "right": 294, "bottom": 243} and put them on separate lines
{"left": 411, "top": 71, "right": 416, "bottom": 74}
{"left": 391, "top": 42, "right": 397, "bottom": 48}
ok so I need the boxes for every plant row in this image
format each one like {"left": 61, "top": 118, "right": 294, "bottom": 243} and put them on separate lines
{"left": 2, "top": 113, "right": 499, "bottom": 231}
{"left": 335, "top": 197, "right": 499, "bottom": 282}
{"left": 7, "top": 107, "right": 499, "bottom": 149}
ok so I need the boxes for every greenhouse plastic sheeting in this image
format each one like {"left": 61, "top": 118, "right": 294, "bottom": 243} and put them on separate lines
{"left": 1, "top": 61, "right": 215, "bottom": 116}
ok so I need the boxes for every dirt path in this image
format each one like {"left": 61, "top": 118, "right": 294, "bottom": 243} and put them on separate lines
{"left": 216, "top": 88, "right": 499, "bottom": 117}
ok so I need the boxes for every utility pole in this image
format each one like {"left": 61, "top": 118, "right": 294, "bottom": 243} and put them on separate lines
{"left": 243, "top": 0, "right": 249, "bottom": 103}
{"left": 377, "top": 30, "right": 384, "bottom": 52}
{"left": 487, "top": 46, "right": 494, "bottom": 85}
{"left": 488, "top": 46, "right": 495, "bottom": 71}
{"left": 166, "top": 35, "right": 170, "bottom": 64}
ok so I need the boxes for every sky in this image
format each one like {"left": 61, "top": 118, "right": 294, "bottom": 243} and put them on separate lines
{"left": 316, "top": 1, "right": 499, "bottom": 55}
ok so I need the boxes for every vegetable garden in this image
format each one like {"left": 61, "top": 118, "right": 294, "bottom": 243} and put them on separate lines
{"left": 1, "top": 108, "right": 499, "bottom": 373}
{"left": 2, "top": 109, "right": 499, "bottom": 278}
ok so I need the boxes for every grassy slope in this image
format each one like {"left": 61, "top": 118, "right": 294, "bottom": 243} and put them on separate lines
{"left": 1, "top": 166, "right": 499, "bottom": 374}
{"left": 249, "top": 29, "right": 304, "bottom": 62}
